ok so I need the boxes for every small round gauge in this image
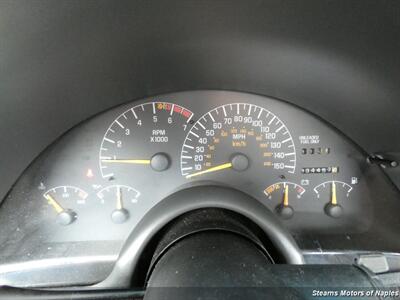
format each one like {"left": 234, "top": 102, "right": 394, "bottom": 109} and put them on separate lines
{"left": 313, "top": 181, "right": 353, "bottom": 218}
{"left": 99, "top": 102, "right": 194, "bottom": 178}
{"left": 96, "top": 185, "right": 141, "bottom": 224}
{"left": 264, "top": 182, "right": 305, "bottom": 219}
{"left": 181, "top": 103, "right": 296, "bottom": 179}
{"left": 43, "top": 186, "right": 88, "bottom": 226}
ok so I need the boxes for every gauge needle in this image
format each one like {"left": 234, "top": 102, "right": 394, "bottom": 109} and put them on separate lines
{"left": 102, "top": 159, "right": 151, "bottom": 164}
{"left": 331, "top": 182, "right": 337, "bottom": 205}
{"left": 283, "top": 184, "right": 289, "bottom": 207}
{"left": 44, "top": 194, "right": 64, "bottom": 214}
{"left": 116, "top": 186, "right": 123, "bottom": 210}
{"left": 186, "top": 162, "right": 233, "bottom": 179}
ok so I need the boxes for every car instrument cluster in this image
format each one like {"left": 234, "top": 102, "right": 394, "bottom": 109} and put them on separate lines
{"left": 1, "top": 90, "right": 400, "bottom": 287}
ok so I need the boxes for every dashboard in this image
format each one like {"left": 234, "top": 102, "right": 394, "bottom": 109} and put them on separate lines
{"left": 1, "top": 90, "right": 400, "bottom": 287}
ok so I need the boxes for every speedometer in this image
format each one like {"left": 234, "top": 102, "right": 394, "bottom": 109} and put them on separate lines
{"left": 181, "top": 103, "right": 296, "bottom": 179}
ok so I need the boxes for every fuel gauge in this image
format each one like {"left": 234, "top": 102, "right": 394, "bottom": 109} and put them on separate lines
{"left": 264, "top": 182, "right": 305, "bottom": 219}
{"left": 313, "top": 181, "right": 353, "bottom": 218}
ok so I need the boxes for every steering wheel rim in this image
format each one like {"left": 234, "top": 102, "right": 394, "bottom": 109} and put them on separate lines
{"left": 97, "top": 185, "right": 304, "bottom": 288}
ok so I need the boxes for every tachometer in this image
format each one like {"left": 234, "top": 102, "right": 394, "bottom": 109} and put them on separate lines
{"left": 99, "top": 102, "right": 194, "bottom": 178}
{"left": 181, "top": 103, "right": 296, "bottom": 179}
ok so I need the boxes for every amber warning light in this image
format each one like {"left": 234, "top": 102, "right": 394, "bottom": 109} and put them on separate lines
{"left": 86, "top": 168, "right": 94, "bottom": 178}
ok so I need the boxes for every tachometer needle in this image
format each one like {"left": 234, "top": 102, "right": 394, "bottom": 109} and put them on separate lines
{"left": 186, "top": 162, "right": 233, "bottom": 179}
{"left": 283, "top": 184, "right": 289, "bottom": 207}
{"left": 331, "top": 182, "right": 337, "bottom": 205}
{"left": 102, "top": 159, "right": 151, "bottom": 164}
{"left": 44, "top": 194, "right": 64, "bottom": 214}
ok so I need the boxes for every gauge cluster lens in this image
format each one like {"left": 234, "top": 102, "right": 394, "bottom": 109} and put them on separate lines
{"left": 0, "top": 92, "right": 377, "bottom": 239}
{"left": 181, "top": 103, "right": 296, "bottom": 179}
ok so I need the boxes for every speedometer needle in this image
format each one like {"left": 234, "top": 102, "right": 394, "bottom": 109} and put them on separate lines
{"left": 186, "top": 162, "right": 233, "bottom": 179}
{"left": 102, "top": 159, "right": 151, "bottom": 164}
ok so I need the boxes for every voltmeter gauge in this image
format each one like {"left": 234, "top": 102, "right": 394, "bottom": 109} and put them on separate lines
{"left": 313, "top": 181, "right": 353, "bottom": 218}
{"left": 263, "top": 182, "right": 305, "bottom": 219}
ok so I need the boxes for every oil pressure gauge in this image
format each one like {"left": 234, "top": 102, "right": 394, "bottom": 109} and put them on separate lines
{"left": 96, "top": 185, "right": 141, "bottom": 224}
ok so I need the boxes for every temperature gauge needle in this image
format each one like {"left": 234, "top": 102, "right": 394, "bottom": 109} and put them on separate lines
{"left": 44, "top": 194, "right": 64, "bottom": 214}
{"left": 102, "top": 159, "right": 151, "bottom": 165}
{"left": 186, "top": 162, "right": 233, "bottom": 179}
{"left": 283, "top": 184, "right": 289, "bottom": 207}
{"left": 276, "top": 184, "right": 294, "bottom": 219}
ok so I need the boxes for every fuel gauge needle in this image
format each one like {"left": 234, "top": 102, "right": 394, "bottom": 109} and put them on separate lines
{"left": 44, "top": 194, "right": 64, "bottom": 214}
{"left": 324, "top": 181, "right": 343, "bottom": 218}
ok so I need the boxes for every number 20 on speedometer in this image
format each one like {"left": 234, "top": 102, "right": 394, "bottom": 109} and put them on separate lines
{"left": 181, "top": 103, "right": 296, "bottom": 178}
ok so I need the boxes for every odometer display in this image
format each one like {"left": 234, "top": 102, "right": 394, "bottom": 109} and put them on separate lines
{"left": 181, "top": 103, "right": 296, "bottom": 178}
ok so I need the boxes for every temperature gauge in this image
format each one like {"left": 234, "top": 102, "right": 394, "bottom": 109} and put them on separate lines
{"left": 96, "top": 185, "right": 140, "bottom": 224}
{"left": 43, "top": 186, "right": 88, "bottom": 225}
{"left": 313, "top": 181, "right": 353, "bottom": 218}
{"left": 264, "top": 182, "right": 305, "bottom": 219}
